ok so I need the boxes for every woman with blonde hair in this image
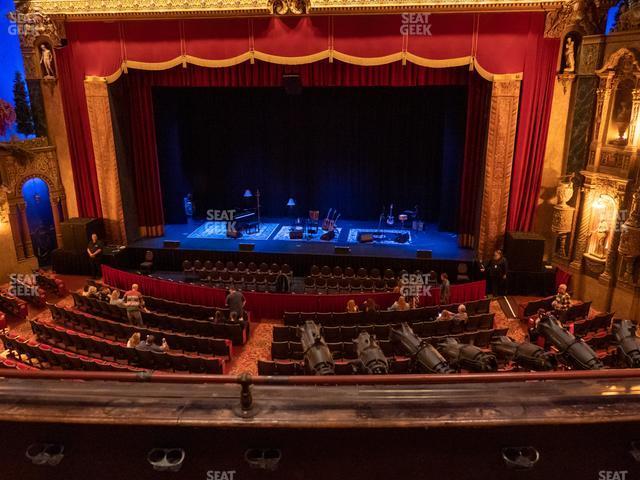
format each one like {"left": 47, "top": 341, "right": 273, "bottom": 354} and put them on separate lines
{"left": 109, "top": 289, "right": 122, "bottom": 306}
{"left": 126, "top": 332, "right": 141, "bottom": 348}
{"left": 346, "top": 299, "right": 359, "bottom": 313}
{"left": 389, "top": 295, "right": 410, "bottom": 311}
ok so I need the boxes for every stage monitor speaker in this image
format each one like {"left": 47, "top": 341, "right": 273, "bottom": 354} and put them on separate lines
{"left": 335, "top": 246, "right": 351, "bottom": 254}
{"left": 163, "top": 240, "right": 180, "bottom": 249}
{"left": 394, "top": 233, "right": 410, "bottom": 244}
{"left": 358, "top": 234, "right": 374, "bottom": 243}
{"left": 320, "top": 231, "right": 336, "bottom": 241}
{"left": 239, "top": 243, "right": 255, "bottom": 252}
{"left": 60, "top": 217, "right": 105, "bottom": 253}
{"left": 283, "top": 74, "right": 302, "bottom": 95}
{"left": 504, "top": 231, "right": 545, "bottom": 272}
{"left": 416, "top": 250, "right": 432, "bottom": 259}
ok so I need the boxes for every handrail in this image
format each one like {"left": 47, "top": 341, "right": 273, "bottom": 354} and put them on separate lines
{"left": 2, "top": 368, "right": 640, "bottom": 385}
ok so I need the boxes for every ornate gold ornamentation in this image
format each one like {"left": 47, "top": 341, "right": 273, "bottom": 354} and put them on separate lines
{"left": 25, "top": 0, "right": 565, "bottom": 19}
{"left": 7, "top": 4, "right": 65, "bottom": 47}
{"left": 268, "top": 0, "right": 309, "bottom": 14}
{"left": 544, "top": 0, "right": 615, "bottom": 38}
{"left": 477, "top": 78, "right": 521, "bottom": 260}
{"left": 84, "top": 79, "right": 127, "bottom": 245}
{"left": 599, "top": 149, "right": 633, "bottom": 170}
{"left": 612, "top": 0, "right": 640, "bottom": 33}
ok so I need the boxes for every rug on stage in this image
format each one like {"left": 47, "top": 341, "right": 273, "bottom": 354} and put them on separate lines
{"left": 272, "top": 226, "right": 342, "bottom": 242}
{"left": 187, "top": 222, "right": 279, "bottom": 240}
{"left": 346, "top": 228, "right": 412, "bottom": 245}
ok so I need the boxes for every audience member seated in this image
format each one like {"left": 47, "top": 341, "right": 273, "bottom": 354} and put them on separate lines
{"left": 98, "top": 286, "right": 111, "bottom": 303}
{"left": 346, "top": 299, "right": 359, "bottom": 313}
{"left": 127, "top": 332, "right": 141, "bottom": 348}
{"left": 389, "top": 296, "right": 410, "bottom": 312}
{"left": 551, "top": 284, "right": 571, "bottom": 313}
{"left": 455, "top": 304, "right": 468, "bottom": 321}
{"left": 109, "top": 290, "right": 123, "bottom": 306}
{"left": 135, "top": 334, "right": 169, "bottom": 353}
{"left": 83, "top": 286, "right": 98, "bottom": 298}
{"left": 211, "top": 310, "right": 225, "bottom": 323}
{"left": 527, "top": 308, "right": 547, "bottom": 345}
{"left": 437, "top": 309, "right": 453, "bottom": 321}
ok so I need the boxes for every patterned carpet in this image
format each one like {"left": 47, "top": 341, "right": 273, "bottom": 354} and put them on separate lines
{"left": 187, "top": 222, "right": 280, "bottom": 240}
{"left": 228, "top": 321, "right": 276, "bottom": 375}
{"left": 272, "top": 226, "right": 342, "bottom": 243}
{"left": 346, "top": 228, "right": 412, "bottom": 245}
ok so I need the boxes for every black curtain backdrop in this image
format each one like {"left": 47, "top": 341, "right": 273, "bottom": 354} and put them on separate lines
{"left": 153, "top": 86, "right": 467, "bottom": 230}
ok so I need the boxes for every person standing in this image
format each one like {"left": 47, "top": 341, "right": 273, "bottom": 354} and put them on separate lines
{"left": 481, "top": 249, "right": 509, "bottom": 297}
{"left": 225, "top": 286, "right": 246, "bottom": 318}
{"left": 86, "top": 233, "right": 104, "bottom": 279}
{"left": 123, "top": 283, "right": 145, "bottom": 327}
{"left": 440, "top": 273, "right": 451, "bottom": 304}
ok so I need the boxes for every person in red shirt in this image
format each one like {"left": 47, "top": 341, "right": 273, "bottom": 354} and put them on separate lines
{"left": 123, "top": 283, "right": 145, "bottom": 326}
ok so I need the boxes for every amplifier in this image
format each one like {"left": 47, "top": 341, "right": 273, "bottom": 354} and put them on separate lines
{"left": 239, "top": 243, "right": 255, "bottom": 252}
{"left": 289, "top": 230, "right": 303, "bottom": 240}
{"left": 163, "top": 240, "right": 180, "bottom": 248}
{"left": 335, "top": 246, "right": 351, "bottom": 254}
{"left": 358, "top": 234, "right": 374, "bottom": 243}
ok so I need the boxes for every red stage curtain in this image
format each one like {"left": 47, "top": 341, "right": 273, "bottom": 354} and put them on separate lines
{"left": 507, "top": 30, "right": 560, "bottom": 232}
{"left": 457, "top": 72, "right": 492, "bottom": 248}
{"left": 56, "top": 47, "right": 103, "bottom": 218}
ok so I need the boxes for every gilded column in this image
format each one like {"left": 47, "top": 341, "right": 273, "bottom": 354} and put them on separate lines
{"left": 477, "top": 76, "right": 521, "bottom": 261}
{"left": 570, "top": 185, "right": 595, "bottom": 270}
{"left": 84, "top": 78, "right": 127, "bottom": 245}
{"left": 50, "top": 195, "right": 63, "bottom": 248}
{"left": 8, "top": 203, "right": 25, "bottom": 261}
{"left": 17, "top": 203, "right": 34, "bottom": 258}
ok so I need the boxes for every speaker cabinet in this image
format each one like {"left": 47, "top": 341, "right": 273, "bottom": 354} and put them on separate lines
{"left": 60, "top": 218, "right": 105, "bottom": 252}
{"left": 504, "top": 231, "right": 545, "bottom": 272}
{"left": 289, "top": 230, "right": 303, "bottom": 240}
{"left": 239, "top": 243, "right": 255, "bottom": 252}
{"left": 163, "top": 240, "right": 180, "bottom": 249}
{"left": 416, "top": 250, "right": 432, "bottom": 259}
{"left": 334, "top": 246, "right": 351, "bottom": 254}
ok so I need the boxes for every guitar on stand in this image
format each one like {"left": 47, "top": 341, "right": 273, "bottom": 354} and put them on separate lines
{"left": 320, "top": 212, "right": 340, "bottom": 241}
{"left": 387, "top": 204, "right": 395, "bottom": 226}
{"left": 322, "top": 208, "right": 335, "bottom": 231}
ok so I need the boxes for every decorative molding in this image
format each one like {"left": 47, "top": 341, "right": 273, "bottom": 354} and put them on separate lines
{"left": 7, "top": 4, "right": 65, "bottom": 47}
{"left": 268, "top": 0, "right": 310, "bottom": 14}
{"left": 612, "top": 0, "right": 640, "bottom": 33}
{"left": 25, "top": 0, "right": 566, "bottom": 19}
{"left": 477, "top": 78, "right": 521, "bottom": 260}
{"left": 544, "top": 0, "right": 615, "bottom": 38}
{"left": 83, "top": 78, "right": 127, "bottom": 245}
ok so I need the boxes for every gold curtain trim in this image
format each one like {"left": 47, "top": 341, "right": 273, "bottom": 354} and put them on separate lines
{"left": 91, "top": 52, "right": 524, "bottom": 84}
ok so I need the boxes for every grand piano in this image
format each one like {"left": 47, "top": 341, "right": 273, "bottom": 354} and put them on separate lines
{"left": 227, "top": 208, "right": 259, "bottom": 237}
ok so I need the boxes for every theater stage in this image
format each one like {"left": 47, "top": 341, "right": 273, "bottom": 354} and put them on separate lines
{"left": 125, "top": 218, "right": 478, "bottom": 277}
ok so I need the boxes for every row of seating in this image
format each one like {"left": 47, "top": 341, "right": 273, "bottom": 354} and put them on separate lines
{"left": 271, "top": 327, "right": 508, "bottom": 361}
{"left": 30, "top": 318, "right": 225, "bottom": 374}
{"left": 72, "top": 293, "right": 248, "bottom": 345}
{"left": 90, "top": 281, "right": 230, "bottom": 320}
{"left": 0, "top": 357, "right": 37, "bottom": 370}
{"left": 35, "top": 271, "right": 68, "bottom": 297}
{"left": 189, "top": 271, "right": 291, "bottom": 292}
{"left": 519, "top": 297, "right": 592, "bottom": 323}
{"left": 1, "top": 331, "right": 148, "bottom": 372}
{"left": 0, "top": 289, "right": 28, "bottom": 320}
{"left": 9, "top": 279, "right": 46, "bottom": 308}
{"left": 283, "top": 301, "right": 492, "bottom": 327}
{"left": 303, "top": 276, "right": 396, "bottom": 293}
{"left": 184, "top": 260, "right": 292, "bottom": 279}
{"left": 49, "top": 304, "right": 232, "bottom": 358}
{"left": 572, "top": 312, "right": 614, "bottom": 336}
{"left": 275, "top": 314, "right": 495, "bottom": 342}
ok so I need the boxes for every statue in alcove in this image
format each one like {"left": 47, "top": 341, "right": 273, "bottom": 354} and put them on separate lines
{"left": 594, "top": 218, "right": 611, "bottom": 258}
{"left": 39, "top": 43, "right": 55, "bottom": 79}
{"left": 564, "top": 37, "right": 575, "bottom": 73}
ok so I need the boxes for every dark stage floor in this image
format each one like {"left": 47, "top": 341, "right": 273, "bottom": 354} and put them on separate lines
{"left": 129, "top": 218, "right": 475, "bottom": 262}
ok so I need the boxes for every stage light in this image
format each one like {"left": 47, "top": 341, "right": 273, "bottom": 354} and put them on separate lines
{"left": 286, "top": 198, "right": 296, "bottom": 207}
{"left": 243, "top": 189, "right": 253, "bottom": 198}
